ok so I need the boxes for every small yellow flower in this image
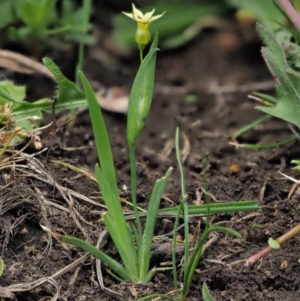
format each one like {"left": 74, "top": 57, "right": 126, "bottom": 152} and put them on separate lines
{"left": 123, "top": 4, "right": 165, "bottom": 47}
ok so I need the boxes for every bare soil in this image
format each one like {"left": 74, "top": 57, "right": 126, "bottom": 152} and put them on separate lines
{"left": 1, "top": 11, "right": 300, "bottom": 301}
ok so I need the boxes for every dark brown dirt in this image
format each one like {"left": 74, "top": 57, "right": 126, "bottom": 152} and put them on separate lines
{"left": 1, "top": 9, "right": 300, "bottom": 301}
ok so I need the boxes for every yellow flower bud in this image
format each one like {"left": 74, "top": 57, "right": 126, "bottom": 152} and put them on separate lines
{"left": 136, "top": 23, "right": 150, "bottom": 46}
{"left": 123, "top": 4, "right": 165, "bottom": 47}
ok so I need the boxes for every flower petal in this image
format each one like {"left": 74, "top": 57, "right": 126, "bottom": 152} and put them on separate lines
{"left": 150, "top": 11, "right": 165, "bottom": 22}
{"left": 123, "top": 12, "right": 134, "bottom": 20}
{"left": 143, "top": 9, "right": 155, "bottom": 22}
{"left": 132, "top": 4, "right": 144, "bottom": 21}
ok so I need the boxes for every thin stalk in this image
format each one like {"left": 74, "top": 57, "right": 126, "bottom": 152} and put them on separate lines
{"left": 76, "top": 0, "right": 91, "bottom": 86}
{"left": 172, "top": 202, "right": 183, "bottom": 290}
{"left": 233, "top": 136, "right": 297, "bottom": 150}
{"left": 69, "top": 0, "right": 91, "bottom": 123}
{"left": 176, "top": 129, "right": 189, "bottom": 284}
{"left": 234, "top": 115, "right": 272, "bottom": 138}
{"left": 139, "top": 47, "right": 144, "bottom": 63}
{"left": 128, "top": 144, "right": 143, "bottom": 245}
{"left": 245, "top": 223, "right": 300, "bottom": 267}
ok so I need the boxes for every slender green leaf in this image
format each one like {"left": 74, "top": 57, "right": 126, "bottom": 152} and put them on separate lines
{"left": 175, "top": 128, "right": 189, "bottom": 283}
{"left": 238, "top": 136, "right": 297, "bottom": 150}
{"left": 234, "top": 115, "right": 272, "bottom": 138}
{"left": 158, "top": 200, "right": 259, "bottom": 215}
{"left": 80, "top": 71, "right": 139, "bottom": 281}
{"left": 102, "top": 212, "right": 139, "bottom": 281}
{"left": 62, "top": 235, "right": 130, "bottom": 281}
{"left": 78, "top": 71, "right": 118, "bottom": 192}
{"left": 139, "top": 167, "right": 173, "bottom": 280}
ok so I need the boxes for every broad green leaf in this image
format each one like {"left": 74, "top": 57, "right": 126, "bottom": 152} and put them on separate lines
{"left": 43, "top": 57, "right": 85, "bottom": 106}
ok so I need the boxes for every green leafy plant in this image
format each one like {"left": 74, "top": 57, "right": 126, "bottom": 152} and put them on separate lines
{"left": 43, "top": 34, "right": 173, "bottom": 283}
{"left": 0, "top": 0, "right": 93, "bottom": 48}
{"left": 233, "top": 0, "right": 300, "bottom": 148}
{"left": 234, "top": 0, "right": 300, "bottom": 267}
{"left": 0, "top": 58, "right": 87, "bottom": 131}
{"left": 41, "top": 4, "right": 258, "bottom": 293}
{"left": 134, "top": 128, "right": 258, "bottom": 300}
{"left": 173, "top": 129, "right": 242, "bottom": 301}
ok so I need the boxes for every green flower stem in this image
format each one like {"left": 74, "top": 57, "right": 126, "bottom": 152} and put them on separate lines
{"left": 129, "top": 144, "right": 142, "bottom": 244}
{"left": 139, "top": 46, "right": 144, "bottom": 63}
{"left": 245, "top": 223, "right": 300, "bottom": 267}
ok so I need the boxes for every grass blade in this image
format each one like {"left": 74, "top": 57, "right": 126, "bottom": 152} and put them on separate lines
{"left": 139, "top": 167, "right": 173, "bottom": 280}
{"left": 175, "top": 128, "right": 189, "bottom": 282}
{"left": 62, "top": 235, "right": 130, "bottom": 281}
{"left": 158, "top": 200, "right": 259, "bottom": 215}
{"left": 78, "top": 71, "right": 118, "bottom": 191}
{"left": 79, "top": 71, "right": 139, "bottom": 280}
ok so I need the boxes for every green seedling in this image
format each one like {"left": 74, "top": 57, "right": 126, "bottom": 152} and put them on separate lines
{"left": 134, "top": 129, "right": 258, "bottom": 301}
{"left": 0, "top": 58, "right": 87, "bottom": 131}
{"left": 246, "top": 223, "right": 300, "bottom": 266}
{"left": 268, "top": 237, "right": 281, "bottom": 249}
{"left": 43, "top": 32, "right": 174, "bottom": 283}
{"left": 233, "top": 1, "right": 300, "bottom": 149}
{"left": 255, "top": 23, "right": 300, "bottom": 129}
{"left": 41, "top": 4, "right": 259, "bottom": 293}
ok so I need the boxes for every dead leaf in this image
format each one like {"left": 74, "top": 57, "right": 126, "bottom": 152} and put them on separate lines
{"left": 96, "top": 86, "right": 129, "bottom": 113}
{"left": 0, "top": 50, "right": 54, "bottom": 79}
